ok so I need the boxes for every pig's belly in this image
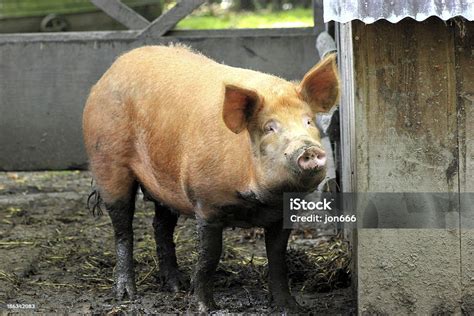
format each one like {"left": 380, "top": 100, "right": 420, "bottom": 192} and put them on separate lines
{"left": 218, "top": 204, "right": 283, "bottom": 228}
{"left": 131, "top": 162, "right": 195, "bottom": 215}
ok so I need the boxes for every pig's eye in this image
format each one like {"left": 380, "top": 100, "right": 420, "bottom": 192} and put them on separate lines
{"left": 264, "top": 120, "right": 279, "bottom": 134}
{"left": 304, "top": 117, "right": 314, "bottom": 127}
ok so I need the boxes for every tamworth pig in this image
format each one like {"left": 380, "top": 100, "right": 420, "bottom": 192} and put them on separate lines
{"left": 82, "top": 45, "right": 339, "bottom": 312}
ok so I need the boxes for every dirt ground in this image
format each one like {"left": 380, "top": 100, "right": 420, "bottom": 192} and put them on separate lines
{"left": 0, "top": 171, "right": 354, "bottom": 314}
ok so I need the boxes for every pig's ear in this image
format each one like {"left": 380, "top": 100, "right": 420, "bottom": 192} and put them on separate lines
{"left": 298, "top": 53, "right": 339, "bottom": 113}
{"left": 223, "top": 84, "right": 262, "bottom": 134}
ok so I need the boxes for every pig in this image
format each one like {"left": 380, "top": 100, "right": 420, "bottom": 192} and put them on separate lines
{"left": 82, "top": 45, "right": 339, "bottom": 312}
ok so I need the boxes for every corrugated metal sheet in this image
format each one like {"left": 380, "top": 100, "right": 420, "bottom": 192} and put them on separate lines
{"left": 324, "top": 0, "right": 474, "bottom": 24}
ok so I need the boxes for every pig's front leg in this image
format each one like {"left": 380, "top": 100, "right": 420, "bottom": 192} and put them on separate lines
{"left": 265, "top": 220, "right": 300, "bottom": 311}
{"left": 193, "top": 216, "right": 223, "bottom": 312}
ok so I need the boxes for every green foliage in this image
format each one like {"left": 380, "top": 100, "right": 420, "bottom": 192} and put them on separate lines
{"left": 176, "top": 8, "right": 313, "bottom": 29}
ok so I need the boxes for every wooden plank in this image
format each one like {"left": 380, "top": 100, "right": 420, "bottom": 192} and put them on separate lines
{"left": 353, "top": 18, "right": 462, "bottom": 314}
{"left": 91, "top": 0, "right": 149, "bottom": 30}
{"left": 338, "top": 22, "right": 356, "bottom": 194}
{"left": 355, "top": 18, "right": 458, "bottom": 194}
{"left": 139, "top": 0, "right": 205, "bottom": 37}
{"left": 457, "top": 20, "right": 474, "bottom": 313}
{"left": 166, "top": 27, "right": 316, "bottom": 38}
{"left": 337, "top": 20, "right": 358, "bottom": 306}
{"left": 312, "top": 0, "right": 325, "bottom": 32}
{"left": 0, "top": 28, "right": 315, "bottom": 43}
{"left": 455, "top": 20, "right": 474, "bottom": 195}
{"left": 0, "top": 0, "right": 161, "bottom": 16}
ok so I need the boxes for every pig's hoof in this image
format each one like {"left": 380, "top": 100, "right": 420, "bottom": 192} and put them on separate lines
{"left": 197, "top": 299, "right": 219, "bottom": 313}
{"left": 159, "top": 269, "right": 189, "bottom": 292}
{"left": 168, "top": 271, "right": 190, "bottom": 292}
{"left": 272, "top": 296, "right": 303, "bottom": 314}
{"left": 114, "top": 277, "right": 137, "bottom": 300}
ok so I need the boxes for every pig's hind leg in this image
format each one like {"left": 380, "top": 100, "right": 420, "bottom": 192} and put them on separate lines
{"left": 96, "top": 174, "right": 139, "bottom": 300}
{"left": 152, "top": 202, "right": 189, "bottom": 292}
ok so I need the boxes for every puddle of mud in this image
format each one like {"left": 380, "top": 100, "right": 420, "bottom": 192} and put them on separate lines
{"left": 0, "top": 171, "right": 354, "bottom": 314}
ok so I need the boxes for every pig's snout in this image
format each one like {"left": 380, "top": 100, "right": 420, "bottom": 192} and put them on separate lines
{"left": 297, "top": 146, "right": 326, "bottom": 171}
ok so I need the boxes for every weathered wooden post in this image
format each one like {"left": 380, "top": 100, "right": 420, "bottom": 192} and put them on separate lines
{"left": 328, "top": 0, "right": 474, "bottom": 312}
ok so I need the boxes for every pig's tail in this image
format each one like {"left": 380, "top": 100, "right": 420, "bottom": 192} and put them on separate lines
{"left": 87, "top": 179, "right": 103, "bottom": 216}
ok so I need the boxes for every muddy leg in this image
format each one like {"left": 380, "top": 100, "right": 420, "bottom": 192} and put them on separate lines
{"left": 265, "top": 220, "right": 299, "bottom": 311}
{"left": 106, "top": 189, "right": 137, "bottom": 300}
{"left": 153, "top": 202, "right": 189, "bottom": 291}
{"left": 193, "top": 217, "right": 223, "bottom": 313}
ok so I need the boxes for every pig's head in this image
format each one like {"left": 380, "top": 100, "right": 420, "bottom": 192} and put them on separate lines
{"left": 222, "top": 54, "right": 339, "bottom": 195}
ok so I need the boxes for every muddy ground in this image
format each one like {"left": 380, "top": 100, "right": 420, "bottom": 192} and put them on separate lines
{"left": 0, "top": 171, "right": 354, "bottom": 314}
